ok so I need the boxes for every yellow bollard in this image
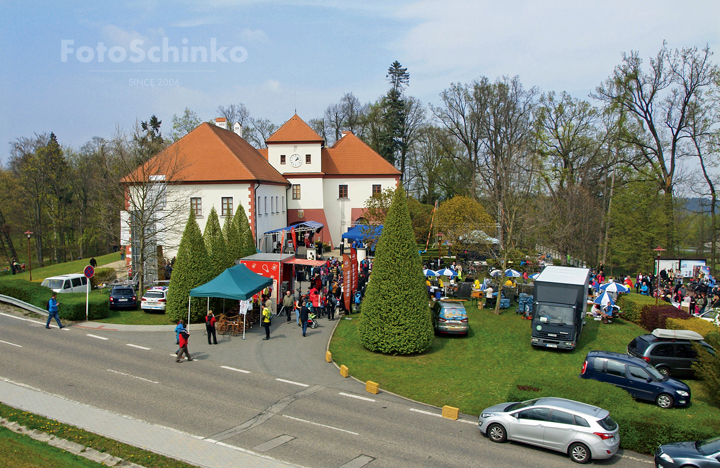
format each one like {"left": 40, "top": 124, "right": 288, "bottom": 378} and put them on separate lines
{"left": 326, "top": 351, "right": 332, "bottom": 363}
{"left": 442, "top": 405, "right": 459, "bottom": 420}
{"left": 340, "top": 365, "right": 349, "bottom": 378}
{"left": 366, "top": 381, "right": 379, "bottom": 394}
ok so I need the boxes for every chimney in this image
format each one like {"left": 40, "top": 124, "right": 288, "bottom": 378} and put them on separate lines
{"left": 233, "top": 122, "right": 243, "bottom": 137}
{"left": 214, "top": 117, "right": 227, "bottom": 130}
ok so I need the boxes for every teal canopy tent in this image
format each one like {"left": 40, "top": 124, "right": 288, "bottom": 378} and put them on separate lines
{"left": 187, "top": 264, "right": 273, "bottom": 338}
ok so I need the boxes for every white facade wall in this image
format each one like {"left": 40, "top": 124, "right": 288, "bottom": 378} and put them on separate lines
{"left": 254, "top": 183, "right": 289, "bottom": 249}
{"left": 286, "top": 177, "right": 324, "bottom": 210}
{"left": 267, "top": 143, "right": 322, "bottom": 174}
{"left": 323, "top": 177, "right": 394, "bottom": 246}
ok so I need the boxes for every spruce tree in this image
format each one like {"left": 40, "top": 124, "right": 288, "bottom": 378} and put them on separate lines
{"left": 233, "top": 204, "right": 257, "bottom": 258}
{"left": 167, "top": 209, "right": 213, "bottom": 323}
{"left": 223, "top": 212, "right": 242, "bottom": 264}
{"left": 359, "top": 184, "right": 433, "bottom": 354}
{"left": 204, "top": 207, "right": 229, "bottom": 312}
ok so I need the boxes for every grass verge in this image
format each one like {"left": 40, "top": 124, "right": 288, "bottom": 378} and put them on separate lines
{"left": 96, "top": 309, "right": 176, "bottom": 325}
{"left": 0, "top": 425, "right": 101, "bottom": 468}
{"left": 0, "top": 403, "right": 198, "bottom": 468}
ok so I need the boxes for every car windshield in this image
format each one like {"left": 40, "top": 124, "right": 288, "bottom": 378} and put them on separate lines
{"left": 646, "top": 365, "right": 666, "bottom": 381}
{"left": 506, "top": 398, "right": 539, "bottom": 412}
{"left": 697, "top": 436, "right": 720, "bottom": 455}
{"left": 534, "top": 304, "right": 575, "bottom": 325}
{"left": 441, "top": 307, "right": 466, "bottom": 320}
{"left": 145, "top": 291, "right": 164, "bottom": 298}
{"left": 43, "top": 279, "right": 64, "bottom": 289}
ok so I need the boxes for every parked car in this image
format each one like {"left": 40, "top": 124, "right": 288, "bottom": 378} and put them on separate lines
{"left": 580, "top": 350, "right": 691, "bottom": 409}
{"left": 654, "top": 435, "right": 720, "bottom": 467}
{"left": 141, "top": 286, "right": 168, "bottom": 312}
{"left": 627, "top": 329, "right": 715, "bottom": 378}
{"left": 108, "top": 286, "right": 137, "bottom": 310}
{"left": 431, "top": 300, "right": 468, "bottom": 335}
{"left": 695, "top": 308, "right": 720, "bottom": 326}
{"left": 478, "top": 397, "right": 619, "bottom": 464}
{"left": 41, "top": 274, "right": 89, "bottom": 293}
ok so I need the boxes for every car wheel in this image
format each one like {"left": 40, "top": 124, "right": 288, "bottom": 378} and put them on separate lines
{"left": 656, "top": 393, "right": 674, "bottom": 409}
{"left": 656, "top": 366, "right": 670, "bottom": 377}
{"left": 568, "top": 442, "right": 591, "bottom": 464}
{"left": 487, "top": 423, "right": 506, "bottom": 443}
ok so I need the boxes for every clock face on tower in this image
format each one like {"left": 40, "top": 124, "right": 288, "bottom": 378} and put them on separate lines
{"left": 289, "top": 153, "right": 302, "bottom": 168}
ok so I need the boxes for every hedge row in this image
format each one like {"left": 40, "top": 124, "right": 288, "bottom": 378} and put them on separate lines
{"left": 508, "top": 373, "right": 720, "bottom": 455}
{"left": 0, "top": 278, "right": 109, "bottom": 321}
{"left": 617, "top": 293, "right": 657, "bottom": 324}
{"left": 640, "top": 304, "right": 688, "bottom": 331}
{"left": 90, "top": 267, "right": 117, "bottom": 287}
{"left": 666, "top": 317, "right": 718, "bottom": 338}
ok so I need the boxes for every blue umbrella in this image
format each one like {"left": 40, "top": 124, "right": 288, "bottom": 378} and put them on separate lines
{"left": 594, "top": 291, "right": 615, "bottom": 307}
{"left": 423, "top": 269, "right": 438, "bottom": 277}
{"left": 505, "top": 268, "right": 522, "bottom": 278}
{"left": 435, "top": 268, "right": 457, "bottom": 277}
{"left": 599, "top": 282, "right": 630, "bottom": 294}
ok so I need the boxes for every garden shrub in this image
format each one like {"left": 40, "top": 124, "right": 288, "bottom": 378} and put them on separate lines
{"left": 666, "top": 317, "right": 718, "bottom": 337}
{"left": 509, "top": 372, "right": 720, "bottom": 454}
{"left": 640, "top": 304, "right": 687, "bottom": 331}
{"left": 617, "top": 294, "right": 648, "bottom": 324}
{"left": 90, "top": 267, "right": 117, "bottom": 288}
{"left": 693, "top": 331, "right": 720, "bottom": 407}
{"left": 0, "top": 278, "right": 109, "bottom": 320}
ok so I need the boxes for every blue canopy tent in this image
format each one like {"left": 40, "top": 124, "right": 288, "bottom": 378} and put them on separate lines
{"left": 188, "top": 264, "right": 273, "bottom": 339}
{"left": 263, "top": 221, "right": 325, "bottom": 253}
{"left": 341, "top": 225, "right": 383, "bottom": 245}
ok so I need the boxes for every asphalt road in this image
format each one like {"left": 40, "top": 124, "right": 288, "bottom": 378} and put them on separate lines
{"left": 0, "top": 309, "right": 654, "bottom": 468}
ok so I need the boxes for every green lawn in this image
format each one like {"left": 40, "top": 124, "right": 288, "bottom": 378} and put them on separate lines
{"left": 0, "top": 426, "right": 102, "bottom": 468}
{"left": 7, "top": 252, "right": 122, "bottom": 283}
{"left": 330, "top": 302, "right": 720, "bottom": 453}
{"left": 95, "top": 308, "right": 176, "bottom": 325}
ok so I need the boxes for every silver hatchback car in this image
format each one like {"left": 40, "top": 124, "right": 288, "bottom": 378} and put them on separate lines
{"left": 478, "top": 397, "right": 620, "bottom": 464}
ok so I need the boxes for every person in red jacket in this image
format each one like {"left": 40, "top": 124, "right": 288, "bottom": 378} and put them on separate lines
{"left": 205, "top": 310, "right": 217, "bottom": 345}
{"left": 176, "top": 328, "right": 193, "bottom": 362}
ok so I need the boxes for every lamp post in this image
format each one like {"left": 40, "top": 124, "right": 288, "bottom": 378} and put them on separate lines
{"left": 653, "top": 246, "right": 666, "bottom": 305}
{"left": 24, "top": 231, "right": 33, "bottom": 282}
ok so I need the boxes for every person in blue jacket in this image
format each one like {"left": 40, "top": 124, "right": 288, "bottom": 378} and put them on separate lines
{"left": 175, "top": 320, "right": 185, "bottom": 345}
{"left": 46, "top": 293, "right": 63, "bottom": 329}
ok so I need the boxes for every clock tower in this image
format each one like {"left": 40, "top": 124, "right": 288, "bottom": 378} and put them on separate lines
{"left": 265, "top": 114, "right": 323, "bottom": 175}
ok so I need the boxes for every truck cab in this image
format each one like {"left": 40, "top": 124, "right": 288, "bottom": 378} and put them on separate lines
{"left": 530, "top": 266, "right": 590, "bottom": 350}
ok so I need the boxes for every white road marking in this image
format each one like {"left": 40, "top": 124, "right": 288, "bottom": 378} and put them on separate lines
{"left": 107, "top": 369, "right": 158, "bottom": 384}
{"left": 86, "top": 334, "right": 108, "bottom": 340}
{"left": 339, "top": 392, "right": 375, "bottom": 402}
{"left": 221, "top": 366, "right": 251, "bottom": 374}
{"left": 409, "top": 408, "right": 441, "bottom": 417}
{"left": 276, "top": 378, "right": 309, "bottom": 387}
{"left": 0, "top": 339, "right": 22, "bottom": 348}
{"left": 282, "top": 415, "right": 358, "bottom": 435}
{"left": 458, "top": 419, "right": 477, "bottom": 425}
{"left": 126, "top": 344, "right": 150, "bottom": 350}
{"left": 619, "top": 454, "right": 653, "bottom": 464}
{"left": 0, "top": 312, "right": 43, "bottom": 324}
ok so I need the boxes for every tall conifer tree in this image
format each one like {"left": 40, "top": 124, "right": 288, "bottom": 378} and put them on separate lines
{"left": 167, "top": 209, "right": 213, "bottom": 322}
{"left": 359, "top": 185, "right": 432, "bottom": 354}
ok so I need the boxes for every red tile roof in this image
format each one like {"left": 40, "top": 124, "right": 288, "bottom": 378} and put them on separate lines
{"left": 322, "top": 132, "right": 401, "bottom": 176}
{"left": 121, "top": 123, "right": 288, "bottom": 185}
{"left": 266, "top": 114, "right": 323, "bottom": 144}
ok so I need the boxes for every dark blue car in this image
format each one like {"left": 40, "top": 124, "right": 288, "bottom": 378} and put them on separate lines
{"left": 580, "top": 351, "right": 690, "bottom": 409}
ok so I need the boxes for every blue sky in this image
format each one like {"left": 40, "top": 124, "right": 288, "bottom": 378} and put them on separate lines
{"left": 1, "top": 0, "right": 719, "bottom": 163}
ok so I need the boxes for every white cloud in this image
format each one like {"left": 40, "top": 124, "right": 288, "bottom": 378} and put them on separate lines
{"left": 263, "top": 79, "right": 282, "bottom": 92}
{"left": 240, "top": 28, "right": 269, "bottom": 43}
{"left": 101, "top": 24, "right": 148, "bottom": 47}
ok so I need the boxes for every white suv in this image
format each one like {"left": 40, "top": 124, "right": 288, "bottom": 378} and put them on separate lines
{"left": 141, "top": 287, "right": 168, "bottom": 312}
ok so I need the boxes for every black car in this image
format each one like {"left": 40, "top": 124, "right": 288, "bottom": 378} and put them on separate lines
{"left": 580, "top": 351, "right": 691, "bottom": 409}
{"left": 109, "top": 286, "right": 137, "bottom": 310}
{"left": 627, "top": 329, "right": 715, "bottom": 378}
{"left": 655, "top": 436, "right": 720, "bottom": 467}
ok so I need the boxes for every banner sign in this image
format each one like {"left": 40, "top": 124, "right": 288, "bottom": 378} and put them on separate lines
{"left": 343, "top": 254, "right": 352, "bottom": 311}
{"left": 350, "top": 247, "right": 358, "bottom": 294}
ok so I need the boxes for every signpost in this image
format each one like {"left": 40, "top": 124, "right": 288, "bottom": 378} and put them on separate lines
{"left": 84, "top": 265, "right": 95, "bottom": 321}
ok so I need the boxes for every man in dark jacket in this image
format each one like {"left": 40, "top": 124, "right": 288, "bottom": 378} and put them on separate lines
{"left": 205, "top": 311, "right": 217, "bottom": 345}
{"left": 300, "top": 298, "right": 310, "bottom": 337}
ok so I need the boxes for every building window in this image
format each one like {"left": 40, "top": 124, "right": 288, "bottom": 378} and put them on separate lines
{"left": 275, "top": 196, "right": 279, "bottom": 213}
{"left": 339, "top": 185, "right": 348, "bottom": 199}
{"left": 222, "top": 197, "right": 233, "bottom": 216}
{"left": 264, "top": 196, "right": 268, "bottom": 214}
{"left": 372, "top": 184, "right": 381, "bottom": 196}
{"left": 280, "top": 154, "right": 286, "bottom": 164}
{"left": 271, "top": 196, "right": 274, "bottom": 213}
{"left": 257, "top": 196, "right": 261, "bottom": 215}
{"left": 305, "top": 154, "right": 311, "bottom": 164}
{"left": 190, "top": 197, "right": 202, "bottom": 217}
{"left": 282, "top": 196, "right": 285, "bottom": 211}
{"left": 292, "top": 184, "right": 301, "bottom": 200}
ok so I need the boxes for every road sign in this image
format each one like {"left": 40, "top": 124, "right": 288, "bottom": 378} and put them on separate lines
{"left": 84, "top": 265, "right": 95, "bottom": 278}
